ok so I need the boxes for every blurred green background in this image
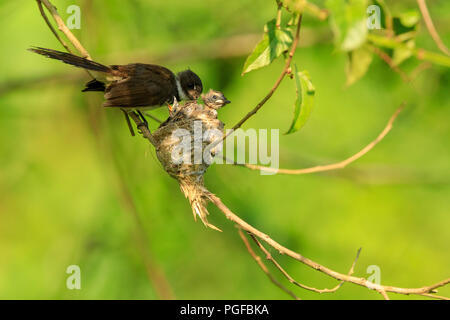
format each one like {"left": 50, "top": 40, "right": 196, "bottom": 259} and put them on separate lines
{"left": 0, "top": 0, "right": 449, "bottom": 299}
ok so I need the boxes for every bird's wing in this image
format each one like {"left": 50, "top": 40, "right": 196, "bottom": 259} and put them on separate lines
{"left": 103, "top": 64, "right": 177, "bottom": 108}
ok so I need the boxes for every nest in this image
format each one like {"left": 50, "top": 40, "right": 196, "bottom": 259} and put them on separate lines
{"left": 152, "top": 101, "right": 224, "bottom": 231}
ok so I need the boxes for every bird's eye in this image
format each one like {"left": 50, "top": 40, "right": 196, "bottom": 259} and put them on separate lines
{"left": 212, "top": 95, "right": 218, "bottom": 99}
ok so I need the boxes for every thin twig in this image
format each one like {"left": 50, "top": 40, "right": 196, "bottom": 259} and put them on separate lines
{"left": 238, "top": 229, "right": 300, "bottom": 300}
{"left": 410, "top": 62, "right": 432, "bottom": 80}
{"left": 421, "top": 293, "right": 450, "bottom": 300}
{"left": 275, "top": 0, "right": 282, "bottom": 30}
{"left": 35, "top": 0, "right": 450, "bottom": 301}
{"left": 370, "top": 45, "right": 411, "bottom": 82}
{"left": 211, "top": 14, "right": 303, "bottom": 151}
{"left": 232, "top": 15, "right": 302, "bottom": 131}
{"left": 36, "top": 0, "right": 94, "bottom": 79}
{"left": 249, "top": 232, "right": 361, "bottom": 294}
{"left": 144, "top": 112, "right": 163, "bottom": 124}
{"left": 417, "top": 0, "right": 449, "bottom": 56}
{"left": 377, "top": 288, "right": 390, "bottom": 300}
{"left": 36, "top": 0, "right": 72, "bottom": 54}
{"left": 367, "top": 33, "right": 450, "bottom": 67}
{"left": 114, "top": 163, "right": 175, "bottom": 300}
{"left": 304, "top": 2, "right": 328, "bottom": 21}
{"left": 36, "top": 0, "right": 173, "bottom": 299}
{"left": 86, "top": 101, "right": 174, "bottom": 299}
{"left": 236, "top": 105, "right": 404, "bottom": 175}
{"left": 37, "top": 0, "right": 92, "bottom": 59}
{"left": 208, "top": 193, "right": 449, "bottom": 300}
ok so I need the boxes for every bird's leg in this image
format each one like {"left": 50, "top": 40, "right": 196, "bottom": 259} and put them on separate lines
{"left": 143, "top": 112, "right": 163, "bottom": 124}
{"left": 137, "top": 110, "right": 149, "bottom": 126}
{"left": 136, "top": 110, "right": 149, "bottom": 133}
{"left": 121, "top": 109, "right": 135, "bottom": 136}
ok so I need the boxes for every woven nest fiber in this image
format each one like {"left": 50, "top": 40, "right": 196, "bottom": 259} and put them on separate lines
{"left": 152, "top": 100, "right": 225, "bottom": 231}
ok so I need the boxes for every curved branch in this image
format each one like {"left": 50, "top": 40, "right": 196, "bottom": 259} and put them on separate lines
{"left": 36, "top": 0, "right": 94, "bottom": 79}
{"left": 247, "top": 231, "right": 361, "bottom": 294}
{"left": 35, "top": 0, "right": 172, "bottom": 300}
{"left": 209, "top": 14, "right": 303, "bottom": 152}
{"left": 417, "top": 0, "right": 449, "bottom": 56}
{"left": 237, "top": 104, "right": 404, "bottom": 175}
{"left": 231, "top": 14, "right": 302, "bottom": 131}
{"left": 37, "top": 0, "right": 92, "bottom": 59}
{"left": 370, "top": 46, "right": 411, "bottom": 82}
{"left": 209, "top": 193, "right": 449, "bottom": 300}
{"left": 34, "top": 0, "right": 449, "bottom": 301}
{"left": 238, "top": 229, "right": 300, "bottom": 300}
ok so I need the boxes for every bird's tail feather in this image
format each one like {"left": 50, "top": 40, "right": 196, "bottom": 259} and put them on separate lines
{"left": 82, "top": 79, "right": 106, "bottom": 92}
{"left": 28, "top": 47, "right": 111, "bottom": 73}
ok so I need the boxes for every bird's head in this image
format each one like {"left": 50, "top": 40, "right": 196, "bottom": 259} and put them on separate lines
{"left": 177, "top": 70, "right": 203, "bottom": 100}
{"left": 201, "top": 89, "right": 231, "bottom": 110}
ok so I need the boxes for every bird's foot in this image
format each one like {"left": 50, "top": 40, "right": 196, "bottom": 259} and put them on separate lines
{"left": 122, "top": 109, "right": 135, "bottom": 136}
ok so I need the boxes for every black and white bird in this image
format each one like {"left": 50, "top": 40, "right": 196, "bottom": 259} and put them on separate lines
{"left": 29, "top": 47, "right": 203, "bottom": 134}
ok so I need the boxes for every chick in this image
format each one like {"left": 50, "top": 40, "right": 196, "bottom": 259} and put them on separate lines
{"left": 159, "top": 89, "right": 230, "bottom": 128}
{"left": 193, "top": 89, "right": 231, "bottom": 119}
{"left": 202, "top": 89, "right": 231, "bottom": 110}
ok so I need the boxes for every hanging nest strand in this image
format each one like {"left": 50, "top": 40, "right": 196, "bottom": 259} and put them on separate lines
{"left": 152, "top": 100, "right": 225, "bottom": 231}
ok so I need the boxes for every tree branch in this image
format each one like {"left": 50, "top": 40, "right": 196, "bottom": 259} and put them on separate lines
{"left": 232, "top": 14, "right": 302, "bottom": 131}
{"left": 208, "top": 193, "right": 449, "bottom": 300}
{"left": 275, "top": 0, "right": 282, "bottom": 30}
{"left": 238, "top": 229, "right": 300, "bottom": 300}
{"left": 35, "top": 0, "right": 173, "bottom": 300}
{"left": 37, "top": 0, "right": 92, "bottom": 59}
{"left": 370, "top": 46, "right": 411, "bottom": 82}
{"left": 417, "top": 0, "right": 449, "bottom": 56}
{"left": 248, "top": 231, "right": 361, "bottom": 294}
{"left": 34, "top": 0, "right": 450, "bottom": 300}
{"left": 236, "top": 104, "right": 404, "bottom": 175}
{"left": 210, "top": 14, "right": 303, "bottom": 152}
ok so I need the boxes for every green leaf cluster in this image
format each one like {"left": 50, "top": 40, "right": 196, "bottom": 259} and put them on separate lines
{"left": 242, "top": 19, "right": 294, "bottom": 75}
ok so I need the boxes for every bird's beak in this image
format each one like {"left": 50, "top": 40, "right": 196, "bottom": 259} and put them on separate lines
{"left": 188, "top": 90, "right": 200, "bottom": 100}
{"left": 224, "top": 99, "right": 231, "bottom": 104}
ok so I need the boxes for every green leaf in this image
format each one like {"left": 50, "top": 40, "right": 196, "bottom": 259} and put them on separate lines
{"left": 384, "top": 10, "right": 419, "bottom": 66}
{"left": 367, "top": 34, "right": 400, "bottom": 48}
{"left": 326, "top": 0, "right": 368, "bottom": 51}
{"left": 397, "top": 10, "right": 420, "bottom": 29}
{"left": 285, "top": 66, "right": 315, "bottom": 134}
{"left": 368, "top": 34, "right": 450, "bottom": 68}
{"left": 392, "top": 39, "right": 415, "bottom": 66}
{"left": 242, "top": 19, "right": 293, "bottom": 75}
{"left": 346, "top": 45, "right": 373, "bottom": 86}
